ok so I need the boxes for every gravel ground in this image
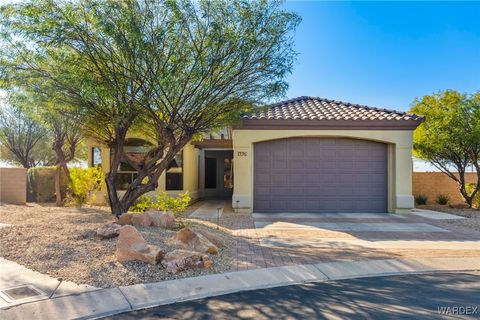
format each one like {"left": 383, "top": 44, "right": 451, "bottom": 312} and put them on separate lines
{"left": 418, "top": 204, "right": 480, "bottom": 232}
{"left": 0, "top": 203, "right": 234, "bottom": 288}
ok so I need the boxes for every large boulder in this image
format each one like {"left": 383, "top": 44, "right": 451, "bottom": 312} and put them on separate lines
{"left": 96, "top": 223, "right": 121, "bottom": 239}
{"left": 162, "top": 249, "right": 213, "bottom": 273}
{"left": 131, "top": 213, "right": 152, "bottom": 227}
{"left": 147, "top": 210, "right": 175, "bottom": 228}
{"left": 116, "top": 225, "right": 164, "bottom": 265}
{"left": 167, "top": 228, "right": 218, "bottom": 254}
{"left": 117, "top": 213, "right": 133, "bottom": 225}
{"left": 194, "top": 228, "right": 224, "bottom": 248}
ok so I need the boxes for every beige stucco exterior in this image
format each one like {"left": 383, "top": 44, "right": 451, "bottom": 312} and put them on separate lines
{"left": 86, "top": 140, "right": 200, "bottom": 203}
{"left": 87, "top": 128, "right": 416, "bottom": 213}
{"left": 231, "top": 129, "right": 415, "bottom": 213}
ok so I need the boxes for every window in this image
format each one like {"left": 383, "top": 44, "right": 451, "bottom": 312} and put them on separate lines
{"left": 166, "top": 151, "right": 183, "bottom": 190}
{"left": 91, "top": 147, "right": 102, "bottom": 167}
{"left": 113, "top": 138, "right": 153, "bottom": 190}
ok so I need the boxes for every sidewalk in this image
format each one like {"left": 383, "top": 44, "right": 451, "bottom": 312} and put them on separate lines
{"left": 1, "top": 256, "right": 479, "bottom": 320}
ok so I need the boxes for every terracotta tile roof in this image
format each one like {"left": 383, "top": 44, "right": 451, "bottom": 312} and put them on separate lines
{"left": 244, "top": 96, "right": 422, "bottom": 122}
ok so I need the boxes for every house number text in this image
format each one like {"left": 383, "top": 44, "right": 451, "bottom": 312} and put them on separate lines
{"left": 237, "top": 151, "right": 247, "bottom": 157}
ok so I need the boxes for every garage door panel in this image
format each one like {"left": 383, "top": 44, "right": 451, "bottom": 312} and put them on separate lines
{"left": 272, "top": 160, "right": 287, "bottom": 169}
{"left": 287, "top": 174, "right": 306, "bottom": 184}
{"left": 354, "top": 161, "right": 370, "bottom": 171}
{"left": 255, "top": 173, "right": 271, "bottom": 184}
{"left": 254, "top": 137, "right": 388, "bottom": 213}
{"left": 288, "top": 200, "right": 305, "bottom": 211}
{"left": 271, "top": 174, "right": 288, "bottom": 184}
{"left": 322, "top": 161, "right": 338, "bottom": 169}
{"left": 305, "top": 160, "right": 321, "bottom": 169}
{"left": 305, "top": 174, "right": 321, "bottom": 183}
{"left": 288, "top": 160, "right": 305, "bottom": 169}
{"left": 337, "top": 161, "right": 355, "bottom": 170}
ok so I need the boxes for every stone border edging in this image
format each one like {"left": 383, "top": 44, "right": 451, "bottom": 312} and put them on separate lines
{"left": 2, "top": 257, "right": 479, "bottom": 320}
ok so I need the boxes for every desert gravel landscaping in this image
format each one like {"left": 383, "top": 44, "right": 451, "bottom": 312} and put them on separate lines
{"left": 418, "top": 204, "right": 480, "bottom": 232}
{"left": 0, "top": 203, "right": 234, "bottom": 288}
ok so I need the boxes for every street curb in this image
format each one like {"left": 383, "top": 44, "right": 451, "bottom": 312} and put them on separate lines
{"left": 1, "top": 257, "right": 479, "bottom": 320}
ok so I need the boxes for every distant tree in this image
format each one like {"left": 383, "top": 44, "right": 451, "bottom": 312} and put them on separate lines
{"left": 0, "top": 96, "right": 55, "bottom": 168}
{"left": 0, "top": 0, "right": 300, "bottom": 216}
{"left": 22, "top": 88, "right": 82, "bottom": 206}
{"left": 410, "top": 90, "right": 480, "bottom": 207}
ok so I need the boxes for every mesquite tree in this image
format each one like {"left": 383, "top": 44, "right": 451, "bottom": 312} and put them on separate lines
{"left": 0, "top": 100, "right": 53, "bottom": 168}
{"left": 410, "top": 90, "right": 480, "bottom": 207}
{"left": 0, "top": 0, "right": 300, "bottom": 216}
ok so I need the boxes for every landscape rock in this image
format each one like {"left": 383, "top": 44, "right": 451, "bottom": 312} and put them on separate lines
{"left": 167, "top": 228, "right": 218, "bottom": 254}
{"left": 194, "top": 228, "right": 224, "bottom": 248}
{"left": 161, "top": 249, "right": 212, "bottom": 273}
{"left": 147, "top": 210, "right": 175, "bottom": 228}
{"left": 131, "top": 213, "right": 152, "bottom": 227}
{"left": 117, "top": 213, "right": 133, "bottom": 225}
{"left": 116, "top": 225, "right": 164, "bottom": 265}
{"left": 96, "top": 223, "right": 121, "bottom": 239}
{"left": 77, "top": 229, "right": 96, "bottom": 239}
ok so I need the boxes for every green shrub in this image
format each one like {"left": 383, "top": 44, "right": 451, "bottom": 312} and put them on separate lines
{"left": 436, "top": 194, "right": 449, "bottom": 205}
{"left": 130, "top": 194, "right": 153, "bottom": 212}
{"left": 27, "top": 166, "right": 67, "bottom": 202}
{"left": 466, "top": 183, "right": 480, "bottom": 208}
{"left": 66, "top": 167, "right": 105, "bottom": 207}
{"left": 414, "top": 194, "right": 428, "bottom": 205}
{"left": 154, "top": 192, "right": 190, "bottom": 215}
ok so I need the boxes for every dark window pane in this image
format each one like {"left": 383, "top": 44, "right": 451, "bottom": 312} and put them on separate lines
{"left": 166, "top": 152, "right": 183, "bottom": 190}
{"left": 205, "top": 157, "right": 216, "bottom": 189}
{"left": 114, "top": 173, "right": 137, "bottom": 190}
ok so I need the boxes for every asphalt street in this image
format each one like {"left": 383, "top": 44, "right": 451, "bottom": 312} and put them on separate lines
{"left": 106, "top": 272, "right": 480, "bottom": 319}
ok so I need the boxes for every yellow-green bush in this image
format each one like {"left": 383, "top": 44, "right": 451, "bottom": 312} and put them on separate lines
{"left": 130, "top": 194, "right": 153, "bottom": 212}
{"left": 27, "top": 166, "right": 67, "bottom": 202}
{"left": 66, "top": 167, "right": 105, "bottom": 207}
{"left": 154, "top": 192, "right": 190, "bottom": 215}
{"left": 129, "top": 192, "right": 191, "bottom": 215}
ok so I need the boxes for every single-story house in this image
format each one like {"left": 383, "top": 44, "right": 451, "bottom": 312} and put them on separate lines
{"left": 88, "top": 96, "right": 423, "bottom": 213}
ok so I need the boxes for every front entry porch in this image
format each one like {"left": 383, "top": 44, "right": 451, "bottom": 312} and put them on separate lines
{"left": 198, "top": 149, "right": 234, "bottom": 200}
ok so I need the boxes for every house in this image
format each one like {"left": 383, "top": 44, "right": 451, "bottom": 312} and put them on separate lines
{"left": 87, "top": 96, "right": 423, "bottom": 213}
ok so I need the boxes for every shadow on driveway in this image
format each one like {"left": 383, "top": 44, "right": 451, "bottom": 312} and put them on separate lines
{"left": 105, "top": 272, "right": 480, "bottom": 319}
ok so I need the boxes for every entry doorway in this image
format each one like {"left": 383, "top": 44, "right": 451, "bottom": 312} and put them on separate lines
{"left": 203, "top": 150, "right": 233, "bottom": 199}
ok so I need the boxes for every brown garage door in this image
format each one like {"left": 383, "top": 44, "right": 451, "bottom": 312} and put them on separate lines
{"left": 254, "top": 138, "right": 387, "bottom": 213}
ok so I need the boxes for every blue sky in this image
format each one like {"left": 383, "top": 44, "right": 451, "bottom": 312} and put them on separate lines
{"left": 283, "top": 1, "right": 480, "bottom": 112}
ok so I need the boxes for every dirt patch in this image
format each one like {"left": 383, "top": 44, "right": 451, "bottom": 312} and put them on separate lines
{"left": 418, "top": 204, "right": 480, "bottom": 232}
{"left": 0, "top": 203, "right": 234, "bottom": 288}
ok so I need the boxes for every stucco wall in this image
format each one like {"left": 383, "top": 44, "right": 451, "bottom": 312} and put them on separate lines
{"left": 413, "top": 172, "right": 477, "bottom": 205}
{"left": 0, "top": 167, "right": 27, "bottom": 205}
{"left": 232, "top": 129, "right": 415, "bottom": 213}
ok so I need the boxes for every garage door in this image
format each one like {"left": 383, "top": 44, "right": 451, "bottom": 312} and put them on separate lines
{"left": 254, "top": 138, "right": 387, "bottom": 213}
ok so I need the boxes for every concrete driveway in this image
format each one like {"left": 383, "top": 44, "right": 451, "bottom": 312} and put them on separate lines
{"left": 231, "top": 209, "right": 480, "bottom": 271}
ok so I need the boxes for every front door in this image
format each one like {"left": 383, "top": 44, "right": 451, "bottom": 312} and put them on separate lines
{"left": 204, "top": 150, "right": 233, "bottom": 199}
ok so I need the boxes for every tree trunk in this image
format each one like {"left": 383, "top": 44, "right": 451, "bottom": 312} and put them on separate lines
{"left": 55, "top": 165, "right": 62, "bottom": 206}
{"left": 105, "top": 174, "right": 125, "bottom": 217}
{"left": 105, "top": 130, "right": 190, "bottom": 216}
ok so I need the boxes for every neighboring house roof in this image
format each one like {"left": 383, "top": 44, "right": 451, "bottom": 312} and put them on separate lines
{"left": 239, "top": 96, "right": 423, "bottom": 130}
